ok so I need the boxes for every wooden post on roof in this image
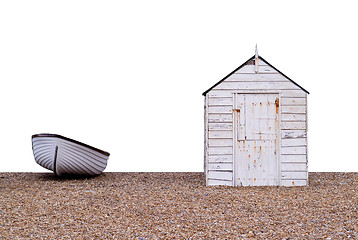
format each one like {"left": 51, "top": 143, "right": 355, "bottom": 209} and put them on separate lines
{"left": 255, "top": 44, "right": 259, "bottom": 73}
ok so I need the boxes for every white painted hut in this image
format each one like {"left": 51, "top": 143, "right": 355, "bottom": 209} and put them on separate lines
{"left": 203, "top": 47, "right": 309, "bottom": 186}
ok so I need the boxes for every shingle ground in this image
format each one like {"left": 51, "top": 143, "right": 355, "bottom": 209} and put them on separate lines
{"left": 0, "top": 172, "right": 357, "bottom": 239}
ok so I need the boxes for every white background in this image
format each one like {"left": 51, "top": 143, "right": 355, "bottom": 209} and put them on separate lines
{"left": 1, "top": 1, "right": 357, "bottom": 173}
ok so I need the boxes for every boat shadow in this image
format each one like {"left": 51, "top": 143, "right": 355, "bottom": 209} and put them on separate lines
{"left": 38, "top": 172, "right": 100, "bottom": 181}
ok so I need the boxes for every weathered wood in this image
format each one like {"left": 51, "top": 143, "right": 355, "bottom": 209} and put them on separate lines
{"left": 235, "top": 64, "right": 278, "bottom": 74}
{"left": 280, "top": 90, "right": 307, "bottom": 98}
{"left": 208, "top": 171, "right": 233, "bottom": 181}
{"left": 281, "top": 146, "right": 307, "bottom": 154}
{"left": 237, "top": 94, "right": 245, "bottom": 141}
{"left": 281, "top": 171, "right": 308, "bottom": 180}
{"left": 281, "top": 121, "right": 306, "bottom": 130}
{"left": 208, "top": 139, "right": 233, "bottom": 147}
{"left": 282, "top": 106, "right": 306, "bottom": 114}
{"left": 208, "top": 163, "right": 233, "bottom": 171}
{"left": 204, "top": 95, "right": 209, "bottom": 183}
{"left": 208, "top": 146, "right": 233, "bottom": 155}
{"left": 281, "top": 163, "right": 307, "bottom": 171}
{"left": 226, "top": 73, "right": 289, "bottom": 82}
{"left": 208, "top": 106, "right": 233, "bottom": 114}
{"left": 281, "top": 113, "right": 306, "bottom": 121}
{"left": 281, "top": 130, "right": 307, "bottom": 138}
{"left": 281, "top": 138, "right": 307, "bottom": 147}
{"left": 208, "top": 130, "right": 232, "bottom": 139}
{"left": 208, "top": 114, "right": 233, "bottom": 123}
{"left": 245, "top": 94, "right": 278, "bottom": 140}
{"left": 208, "top": 97, "right": 233, "bottom": 106}
{"left": 207, "top": 90, "right": 233, "bottom": 98}
{"left": 208, "top": 89, "right": 307, "bottom": 98}
{"left": 281, "top": 179, "right": 307, "bottom": 186}
{"left": 204, "top": 54, "right": 308, "bottom": 187}
{"left": 215, "top": 82, "right": 301, "bottom": 91}
{"left": 207, "top": 179, "right": 233, "bottom": 186}
{"left": 208, "top": 155, "right": 232, "bottom": 163}
{"left": 281, "top": 97, "right": 306, "bottom": 106}
{"left": 281, "top": 154, "right": 306, "bottom": 163}
{"left": 208, "top": 123, "right": 233, "bottom": 131}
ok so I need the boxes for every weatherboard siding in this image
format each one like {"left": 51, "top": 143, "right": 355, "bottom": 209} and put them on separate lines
{"left": 205, "top": 58, "right": 308, "bottom": 186}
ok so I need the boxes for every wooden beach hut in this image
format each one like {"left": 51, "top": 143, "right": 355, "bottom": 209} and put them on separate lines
{"left": 203, "top": 47, "right": 309, "bottom": 186}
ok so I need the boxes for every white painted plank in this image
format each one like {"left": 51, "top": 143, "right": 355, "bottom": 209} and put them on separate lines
{"left": 281, "top": 154, "right": 307, "bottom": 163}
{"left": 281, "top": 146, "right": 307, "bottom": 154}
{"left": 208, "top": 171, "right": 233, "bottom": 181}
{"left": 235, "top": 64, "right": 278, "bottom": 74}
{"left": 207, "top": 179, "right": 233, "bottom": 186}
{"left": 208, "top": 163, "right": 233, "bottom": 171}
{"left": 208, "top": 146, "right": 233, "bottom": 155}
{"left": 208, "top": 139, "right": 233, "bottom": 147}
{"left": 208, "top": 123, "right": 233, "bottom": 130}
{"left": 208, "top": 155, "right": 232, "bottom": 163}
{"left": 280, "top": 90, "right": 307, "bottom": 98}
{"left": 281, "top": 179, "right": 307, "bottom": 186}
{"left": 207, "top": 90, "right": 233, "bottom": 98}
{"left": 207, "top": 89, "right": 307, "bottom": 98}
{"left": 257, "top": 58, "right": 269, "bottom": 66}
{"left": 208, "top": 114, "right": 233, "bottom": 123}
{"left": 237, "top": 94, "right": 245, "bottom": 141}
{"left": 208, "top": 130, "right": 232, "bottom": 139}
{"left": 281, "top": 113, "right": 306, "bottom": 121}
{"left": 281, "top": 171, "right": 308, "bottom": 180}
{"left": 208, "top": 97, "right": 233, "bottom": 106}
{"left": 208, "top": 106, "right": 232, "bottom": 114}
{"left": 282, "top": 106, "right": 306, "bottom": 114}
{"left": 281, "top": 122, "right": 306, "bottom": 130}
{"left": 282, "top": 138, "right": 307, "bottom": 147}
{"left": 281, "top": 97, "right": 306, "bottom": 106}
{"left": 281, "top": 130, "right": 307, "bottom": 138}
{"left": 281, "top": 163, "right": 307, "bottom": 171}
{"left": 214, "top": 82, "right": 301, "bottom": 91}
{"left": 226, "top": 73, "right": 289, "bottom": 82}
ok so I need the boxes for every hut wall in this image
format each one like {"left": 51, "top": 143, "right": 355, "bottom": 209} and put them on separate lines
{"left": 205, "top": 58, "right": 308, "bottom": 186}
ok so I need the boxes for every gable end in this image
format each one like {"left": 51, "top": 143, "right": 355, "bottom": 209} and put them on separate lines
{"left": 202, "top": 55, "right": 309, "bottom": 96}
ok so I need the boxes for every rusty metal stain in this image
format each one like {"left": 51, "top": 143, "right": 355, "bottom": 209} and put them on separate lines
{"left": 275, "top": 97, "right": 279, "bottom": 114}
{"left": 254, "top": 178, "right": 256, "bottom": 181}
{"left": 292, "top": 181, "right": 295, "bottom": 186}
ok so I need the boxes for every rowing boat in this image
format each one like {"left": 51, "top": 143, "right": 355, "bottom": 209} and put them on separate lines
{"left": 32, "top": 134, "right": 110, "bottom": 176}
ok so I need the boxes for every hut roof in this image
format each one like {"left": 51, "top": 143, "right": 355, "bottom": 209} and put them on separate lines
{"left": 202, "top": 55, "right": 309, "bottom": 96}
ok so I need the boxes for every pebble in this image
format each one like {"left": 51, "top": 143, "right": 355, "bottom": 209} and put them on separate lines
{"left": 0, "top": 172, "right": 357, "bottom": 238}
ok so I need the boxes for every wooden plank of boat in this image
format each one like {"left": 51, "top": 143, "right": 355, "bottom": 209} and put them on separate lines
{"left": 32, "top": 134, "right": 110, "bottom": 176}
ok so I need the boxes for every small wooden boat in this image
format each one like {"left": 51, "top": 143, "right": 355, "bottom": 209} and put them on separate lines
{"left": 32, "top": 134, "right": 110, "bottom": 176}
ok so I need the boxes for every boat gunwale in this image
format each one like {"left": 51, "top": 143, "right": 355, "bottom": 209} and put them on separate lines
{"left": 32, "top": 134, "right": 110, "bottom": 157}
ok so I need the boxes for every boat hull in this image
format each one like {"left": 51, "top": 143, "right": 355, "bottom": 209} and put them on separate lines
{"left": 32, "top": 134, "right": 110, "bottom": 176}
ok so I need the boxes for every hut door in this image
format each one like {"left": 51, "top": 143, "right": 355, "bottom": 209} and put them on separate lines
{"left": 235, "top": 94, "right": 279, "bottom": 186}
